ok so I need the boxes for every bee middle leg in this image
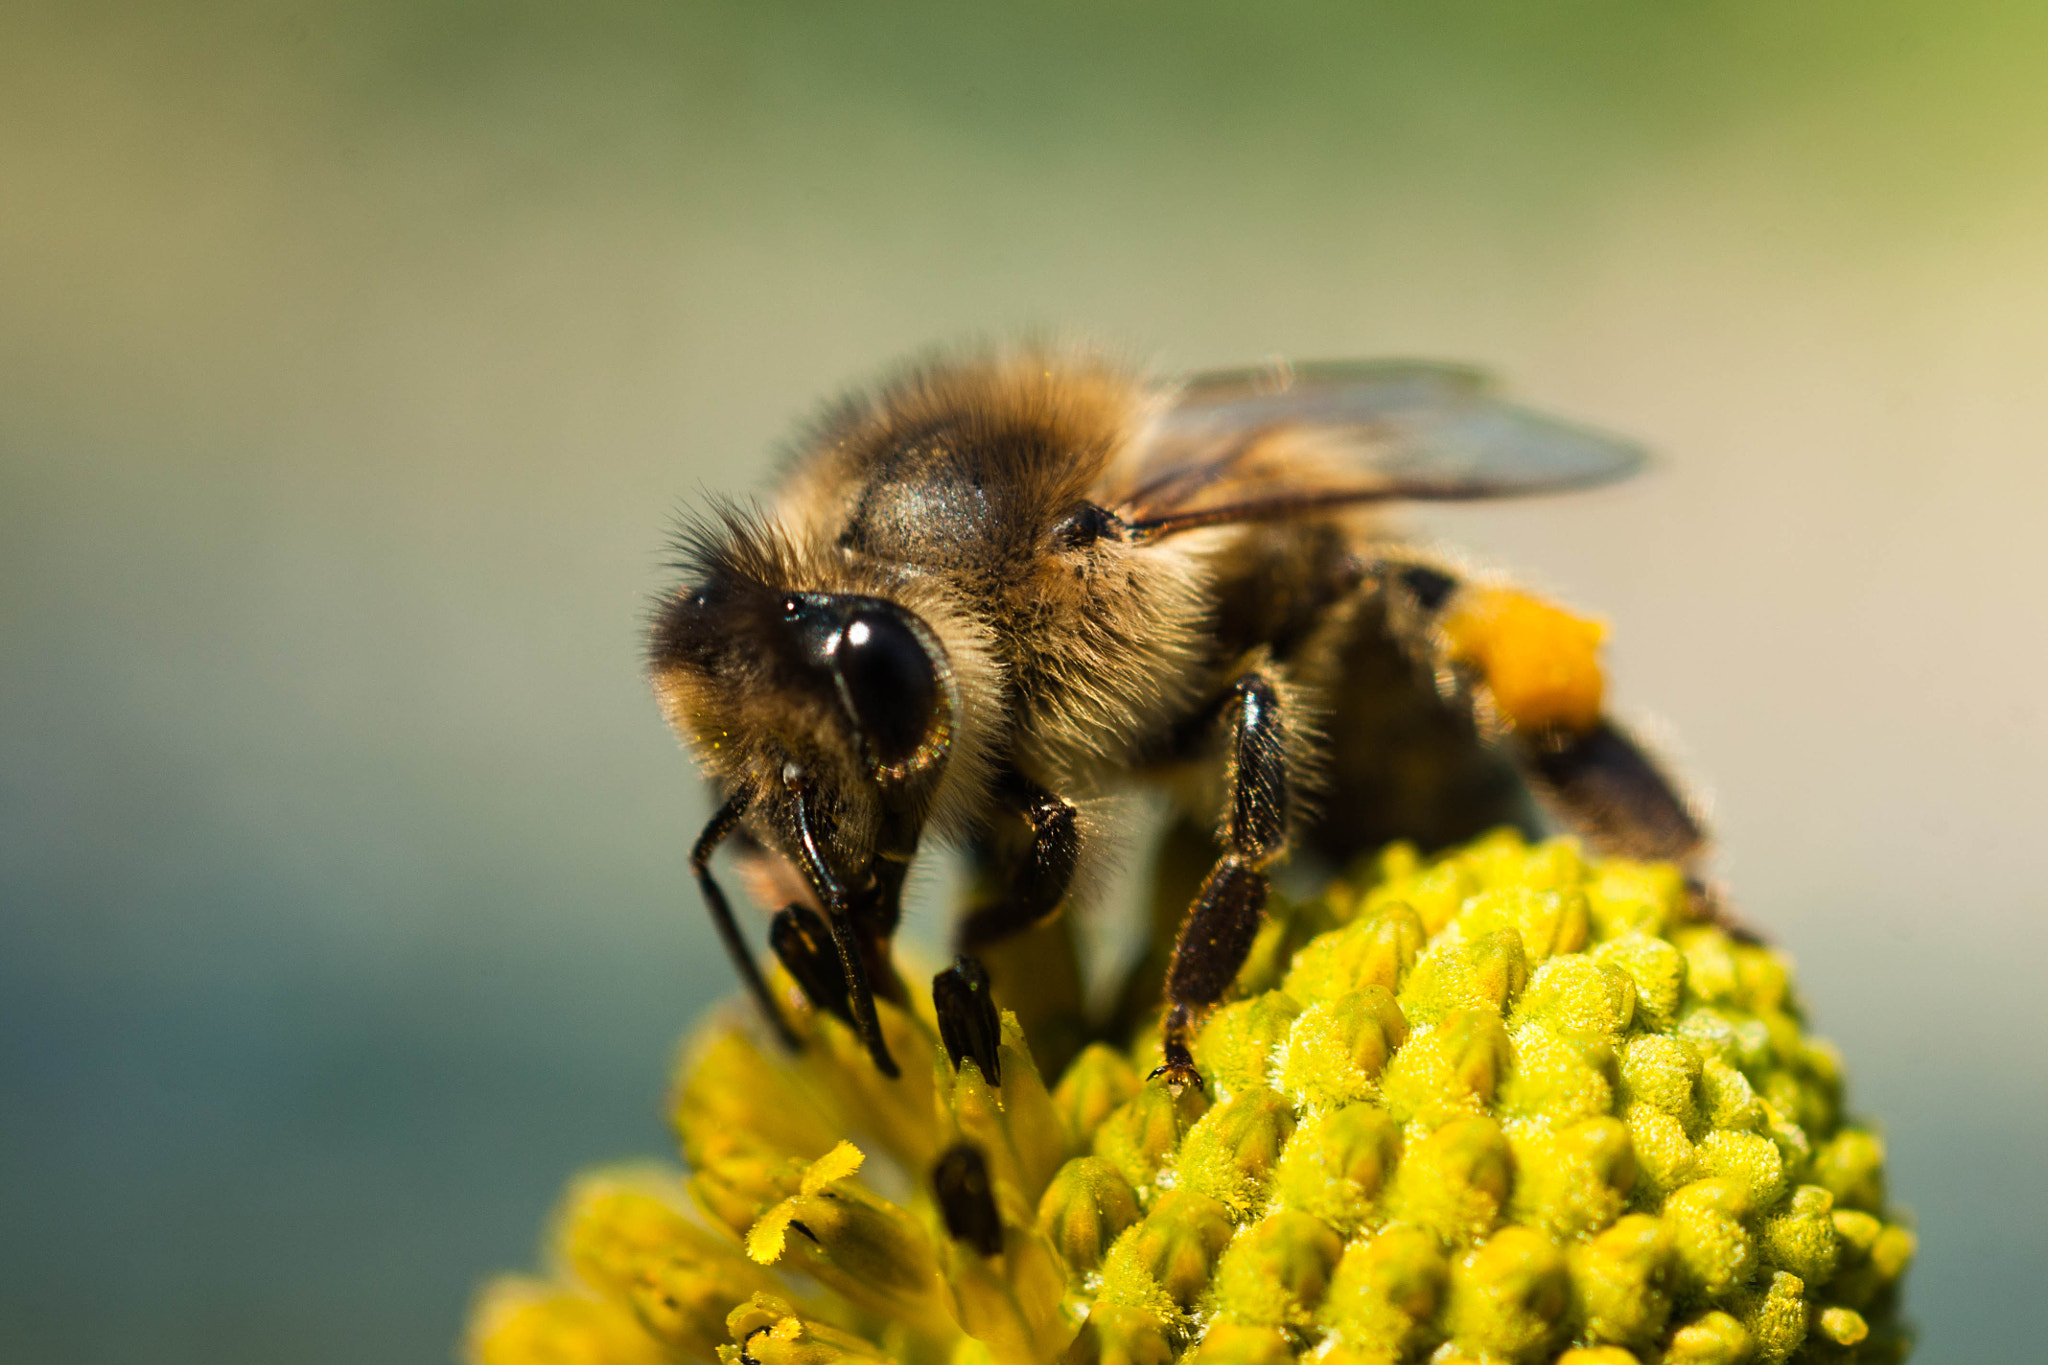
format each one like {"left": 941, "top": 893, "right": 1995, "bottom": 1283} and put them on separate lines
{"left": 949, "top": 770, "right": 1088, "bottom": 1073}
{"left": 1151, "top": 671, "right": 1289, "bottom": 1092}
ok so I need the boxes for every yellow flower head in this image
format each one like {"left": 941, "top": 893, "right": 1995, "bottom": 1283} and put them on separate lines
{"left": 466, "top": 831, "right": 1912, "bottom": 1365}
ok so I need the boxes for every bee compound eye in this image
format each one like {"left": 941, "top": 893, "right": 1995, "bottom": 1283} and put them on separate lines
{"left": 831, "top": 608, "right": 941, "bottom": 771}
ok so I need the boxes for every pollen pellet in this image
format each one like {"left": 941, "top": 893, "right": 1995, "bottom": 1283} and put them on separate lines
{"left": 1440, "top": 585, "right": 1608, "bottom": 734}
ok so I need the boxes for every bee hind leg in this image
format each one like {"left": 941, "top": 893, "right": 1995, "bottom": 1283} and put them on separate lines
{"left": 1152, "top": 671, "right": 1290, "bottom": 1093}
{"left": 1374, "top": 552, "right": 1749, "bottom": 934}
{"left": 1524, "top": 720, "right": 1770, "bottom": 940}
{"left": 1523, "top": 716, "right": 1706, "bottom": 866}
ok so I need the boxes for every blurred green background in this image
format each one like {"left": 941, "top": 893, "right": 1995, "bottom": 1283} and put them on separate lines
{"left": 4, "top": 3, "right": 2044, "bottom": 1361}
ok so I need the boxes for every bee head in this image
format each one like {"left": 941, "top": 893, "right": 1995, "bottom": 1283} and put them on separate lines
{"left": 648, "top": 508, "right": 969, "bottom": 896}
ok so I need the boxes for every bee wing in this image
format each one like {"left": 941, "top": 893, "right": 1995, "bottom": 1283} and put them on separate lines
{"left": 1115, "top": 361, "right": 1645, "bottom": 539}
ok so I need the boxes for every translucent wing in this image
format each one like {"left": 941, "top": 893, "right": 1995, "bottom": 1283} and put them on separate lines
{"left": 1115, "top": 361, "right": 1645, "bottom": 540}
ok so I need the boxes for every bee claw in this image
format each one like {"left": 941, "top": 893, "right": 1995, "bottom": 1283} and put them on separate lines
{"left": 1147, "top": 1034, "right": 1204, "bottom": 1096}
{"left": 1687, "top": 876, "right": 1766, "bottom": 945}
{"left": 1146, "top": 1055, "right": 1204, "bottom": 1096}
{"left": 1146, "top": 1059, "right": 1204, "bottom": 1097}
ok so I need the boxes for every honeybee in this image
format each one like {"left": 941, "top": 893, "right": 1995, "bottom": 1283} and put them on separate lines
{"left": 650, "top": 350, "right": 1704, "bottom": 1089}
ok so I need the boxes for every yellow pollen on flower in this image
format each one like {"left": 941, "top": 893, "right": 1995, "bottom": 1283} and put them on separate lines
{"left": 466, "top": 829, "right": 1915, "bottom": 1365}
{"left": 800, "top": 1140, "right": 866, "bottom": 1194}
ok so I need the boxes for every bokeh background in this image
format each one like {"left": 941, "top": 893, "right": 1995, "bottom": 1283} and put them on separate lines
{"left": 4, "top": 3, "right": 2045, "bottom": 1361}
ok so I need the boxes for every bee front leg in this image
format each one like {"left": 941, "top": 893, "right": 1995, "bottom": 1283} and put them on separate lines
{"left": 786, "top": 780, "right": 901, "bottom": 1078}
{"left": 767, "top": 813, "right": 916, "bottom": 1032}
{"left": 954, "top": 771, "right": 1079, "bottom": 951}
{"left": 691, "top": 785, "right": 802, "bottom": 1051}
{"left": 1152, "top": 672, "right": 1290, "bottom": 1093}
